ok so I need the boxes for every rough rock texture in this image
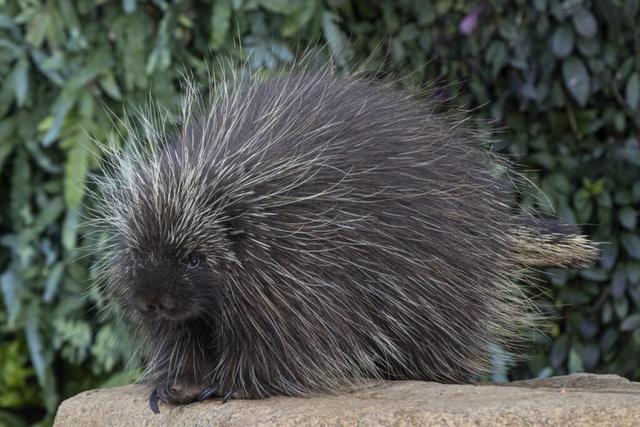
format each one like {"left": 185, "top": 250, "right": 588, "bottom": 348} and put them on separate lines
{"left": 54, "top": 373, "right": 640, "bottom": 426}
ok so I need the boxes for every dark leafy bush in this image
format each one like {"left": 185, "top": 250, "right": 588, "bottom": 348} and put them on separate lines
{"left": 0, "top": 0, "right": 639, "bottom": 424}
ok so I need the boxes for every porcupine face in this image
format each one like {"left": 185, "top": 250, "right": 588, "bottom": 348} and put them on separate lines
{"left": 126, "top": 244, "right": 218, "bottom": 322}
{"left": 108, "top": 142, "right": 235, "bottom": 324}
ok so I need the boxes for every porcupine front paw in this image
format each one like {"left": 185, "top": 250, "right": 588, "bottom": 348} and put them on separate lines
{"left": 148, "top": 382, "right": 218, "bottom": 413}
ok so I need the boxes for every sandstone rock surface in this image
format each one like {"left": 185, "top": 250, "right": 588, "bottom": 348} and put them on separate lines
{"left": 54, "top": 373, "right": 640, "bottom": 426}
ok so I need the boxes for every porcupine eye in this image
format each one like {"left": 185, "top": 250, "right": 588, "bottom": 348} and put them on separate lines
{"left": 186, "top": 255, "right": 200, "bottom": 268}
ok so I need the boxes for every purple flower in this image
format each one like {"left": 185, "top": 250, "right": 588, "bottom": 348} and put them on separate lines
{"left": 459, "top": 6, "right": 484, "bottom": 35}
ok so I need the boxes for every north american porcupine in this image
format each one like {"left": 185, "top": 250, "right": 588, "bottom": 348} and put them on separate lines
{"left": 92, "top": 68, "right": 598, "bottom": 413}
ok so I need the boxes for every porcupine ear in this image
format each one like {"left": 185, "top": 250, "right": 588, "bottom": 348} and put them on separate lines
{"left": 510, "top": 216, "right": 599, "bottom": 268}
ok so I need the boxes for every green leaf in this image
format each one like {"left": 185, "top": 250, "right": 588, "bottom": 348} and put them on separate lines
{"left": 550, "top": 334, "right": 569, "bottom": 367}
{"left": 601, "top": 328, "right": 619, "bottom": 351}
{"left": 10, "top": 148, "right": 32, "bottom": 228}
{"left": 210, "top": 0, "right": 232, "bottom": 50}
{"left": 572, "top": 8, "right": 598, "bottom": 38}
{"left": 322, "top": 12, "right": 352, "bottom": 68}
{"left": 43, "top": 263, "right": 64, "bottom": 303}
{"left": 620, "top": 313, "right": 640, "bottom": 331}
{"left": 577, "top": 37, "right": 599, "bottom": 57}
{"left": 573, "top": 188, "right": 592, "bottom": 220}
{"left": 602, "top": 301, "right": 613, "bottom": 324}
{"left": 1, "top": 270, "right": 21, "bottom": 327}
{"left": 611, "top": 269, "right": 627, "bottom": 298}
{"left": 551, "top": 25, "right": 574, "bottom": 58}
{"left": 568, "top": 349, "right": 584, "bottom": 373}
{"left": 25, "top": 140, "right": 62, "bottom": 174}
{"left": 634, "top": 182, "right": 640, "bottom": 203}
{"left": 562, "top": 56, "right": 591, "bottom": 106}
{"left": 613, "top": 111, "right": 626, "bottom": 132}
{"left": 625, "top": 0, "right": 640, "bottom": 17}
{"left": 258, "top": 0, "right": 299, "bottom": 14}
{"left": 146, "top": 14, "right": 172, "bottom": 74}
{"left": 625, "top": 72, "right": 640, "bottom": 111}
{"left": 24, "top": 11, "right": 50, "bottom": 47}
{"left": 615, "top": 191, "right": 634, "bottom": 205}
{"left": 67, "top": 51, "right": 114, "bottom": 91}
{"left": 622, "top": 233, "right": 640, "bottom": 259}
{"left": 0, "top": 14, "right": 22, "bottom": 38}
{"left": 42, "top": 89, "right": 76, "bottom": 146}
{"left": 62, "top": 208, "right": 81, "bottom": 251}
{"left": 25, "top": 312, "right": 46, "bottom": 387}
{"left": 122, "top": 0, "right": 137, "bottom": 14}
{"left": 13, "top": 55, "right": 29, "bottom": 107}
{"left": 283, "top": 0, "right": 318, "bottom": 37}
{"left": 581, "top": 343, "right": 600, "bottom": 369}
{"left": 580, "top": 268, "right": 608, "bottom": 282}
{"left": 0, "top": 141, "right": 15, "bottom": 174}
{"left": 628, "top": 261, "right": 640, "bottom": 285}
{"left": 99, "top": 72, "right": 122, "bottom": 101}
{"left": 498, "top": 21, "right": 518, "bottom": 42}
{"left": 32, "top": 197, "right": 64, "bottom": 235}
{"left": 614, "top": 297, "right": 629, "bottom": 318}
{"left": 534, "top": 0, "right": 547, "bottom": 12}
{"left": 485, "top": 40, "right": 508, "bottom": 78}
{"left": 619, "top": 207, "right": 638, "bottom": 230}
{"left": 398, "top": 24, "right": 419, "bottom": 41}
{"left": 113, "top": 13, "right": 152, "bottom": 90}
{"left": 64, "top": 134, "right": 90, "bottom": 209}
{"left": 0, "top": 119, "right": 16, "bottom": 173}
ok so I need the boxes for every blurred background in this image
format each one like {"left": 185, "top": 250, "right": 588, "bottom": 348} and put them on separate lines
{"left": 1, "top": 0, "right": 639, "bottom": 425}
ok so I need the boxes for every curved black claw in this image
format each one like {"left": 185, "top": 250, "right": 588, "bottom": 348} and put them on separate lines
{"left": 148, "top": 388, "right": 161, "bottom": 414}
{"left": 148, "top": 384, "right": 173, "bottom": 414}
{"left": 197, "top": 386, "right": 219, "bottom": 402}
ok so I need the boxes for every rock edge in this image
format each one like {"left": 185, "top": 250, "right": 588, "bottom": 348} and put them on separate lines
{"left": 54, "top": 373, "right": 640, "bottom": 426}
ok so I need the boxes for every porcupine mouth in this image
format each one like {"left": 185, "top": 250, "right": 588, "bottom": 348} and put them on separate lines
{"left": 139, "top": 306, "right": 202, "bottom": 323}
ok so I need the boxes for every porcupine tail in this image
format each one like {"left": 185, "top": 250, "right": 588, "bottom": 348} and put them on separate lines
{"left": 510, "top": 217, "right": 598, "bottom": 268}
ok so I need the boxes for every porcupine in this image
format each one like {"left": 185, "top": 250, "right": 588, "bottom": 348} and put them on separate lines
{"left": 93, "top": 68, "right": 598, "bottom": 413}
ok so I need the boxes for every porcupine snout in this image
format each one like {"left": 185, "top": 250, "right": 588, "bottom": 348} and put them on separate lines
{"left": 133, "top": 285, "right": 178, "bottom": 316}
{"left": 129, "top": 254, "right": 202, "bottom": 322}
{"left": 132, "top": 265, "right": 178, "bottom": 316}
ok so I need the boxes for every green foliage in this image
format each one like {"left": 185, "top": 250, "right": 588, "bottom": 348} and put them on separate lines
{"left": 0, "top": 0, "right": 639, "bottom": 423}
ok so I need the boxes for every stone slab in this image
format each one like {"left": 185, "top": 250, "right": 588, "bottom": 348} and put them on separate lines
{"left": 53, "top": 373, "right": 640, "bottom": 426}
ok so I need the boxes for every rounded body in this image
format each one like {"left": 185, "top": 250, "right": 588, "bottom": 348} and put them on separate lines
{"left": 96, "top": 72, "right": 596, "bottom": 408}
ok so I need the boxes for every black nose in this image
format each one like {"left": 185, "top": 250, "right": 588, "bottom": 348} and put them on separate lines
{"left": 135, "top": 295, "right": 177, "bottom": 314}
